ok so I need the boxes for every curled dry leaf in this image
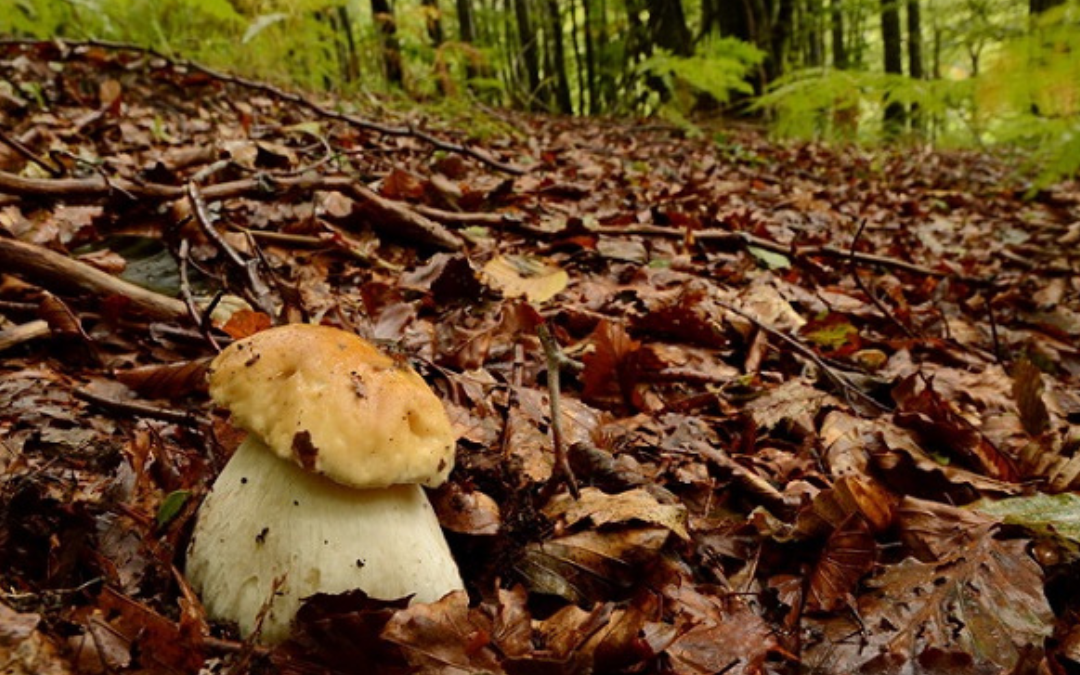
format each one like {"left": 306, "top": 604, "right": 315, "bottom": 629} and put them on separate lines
{"left": 114, "top": 357, "right": 211, "bottom": 399}
{"left": 543, "top": 486, "right": 689, "bottom": 540}
{"left": 428, "top": 482, "right": 501, "bottom": 535}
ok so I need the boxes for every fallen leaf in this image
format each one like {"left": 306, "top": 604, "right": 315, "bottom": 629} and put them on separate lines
{"left": 544, "top": 486, "right": 689, "bottom": 540}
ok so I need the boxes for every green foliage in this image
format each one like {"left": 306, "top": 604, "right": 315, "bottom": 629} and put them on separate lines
{"left": 757, "top": 68, "right": 975, "bottom": 143}
{"left": 636, "top": 37, "right": 764, "bottom": 111}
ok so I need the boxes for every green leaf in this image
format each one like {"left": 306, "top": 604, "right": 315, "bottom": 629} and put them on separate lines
{"left": 747, "top": 246, "right": 791, "bottom": 270}
{"left": 157, "top": 489, "right": 191, "bottom": 528}
{"left": 971, "top": 493, "right": 1080, "bottom": 548}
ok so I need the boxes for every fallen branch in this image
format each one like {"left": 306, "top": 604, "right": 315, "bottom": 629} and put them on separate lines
{"left": 0, "top": 170, "right": 463, "bottom": 250}
{"left": 0, "top": 319, "right": 50, "bottom": 353}
{"left": 186, "top": 181, "right": 276, "bottom": 318}
{"left": 0, "top": 38, "right": 527, "bottom": 176}
{"left": 0, "top": 238, "right": 190, "bottom": 321}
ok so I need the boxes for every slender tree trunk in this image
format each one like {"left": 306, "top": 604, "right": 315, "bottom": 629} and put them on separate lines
{"left": 769, "top": 0, "right": 795, "bottom": 80}
{"left": 907, "top": 0, "right": 923, "bottom": 134}
{"left": 881, "top": 0, "right": 905, "bottom": 134}
{"left": 646, "top": 0, "right": 693, "bottom": 56}
{"left": 806, "top": 0, "right": 824, "bottom": 67}
{"left": 456, "top": 0, "right": 481, "bottom": 84}
{"left": 582, "top": 0, "right": 598, "bottom": 113}
{"left": 568, "top": 0, "right": 587, "bottom": 112}
{"left": 514, "top": 0, "right": 543, "bottom": 108}
{"left": 371, "top": 0, "right": 403, "bottom": 86}
{"left": 457, "top": 0, "right": 476, "bottom": 41}
{"left": 545, "top": 0, "right": 574, "bottom": 113}
{"left": 422, "top": 0, "right": 445, "bottom": 45}
{"left": 1030, "top": 0, "right": 1065, "bottom": 13}
{"left": 830, "top": 0, "right": 846, "bottom": 68}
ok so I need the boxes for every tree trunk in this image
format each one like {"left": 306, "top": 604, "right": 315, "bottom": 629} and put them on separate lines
{"left": 514, "top": 0, "right": 544, "bottom": 108}
{"left": 545, "top": 0, "right": 574, "bottom": 113}
{"left": 568, "top": 0, "right": 587, "bottom": 112}
{"left": 768, "top": 0, "right": 795, "bottom": 80}
{"left": 880, "top": 0, "right": 905, "bottom": 134}
{"left": 457, "top": 0, "right": 476, "bottom": 42}
{"left": 830, "top": 0, "right": 846, "bottom": 69}
{"left": 422, "top": 0, "right": 445, "bottom": 46}
{"left": 805, "top": 0, "right": 824, "bottom": 67}
{"left": 1030, "top": 0, "right": 1065, "bottom": 13}
{"left": 582, "top": 0, "right": 598, "bottom": 113}
{"left": 645, "top": 0, "right": 693, "bottom": 57}
{"left": 371, "top": 0, "right": 403, "bottom": 86}
{"left": 907, "top": 0, "right": 923, "bottom": 134}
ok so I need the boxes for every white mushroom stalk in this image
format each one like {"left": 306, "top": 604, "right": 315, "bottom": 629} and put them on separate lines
{"left": 185, "top": 324, "right": 464, "bottom": 643}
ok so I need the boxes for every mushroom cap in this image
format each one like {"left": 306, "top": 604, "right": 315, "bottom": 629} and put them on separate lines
{"left": 208, "top": 324, "right": 455, "bottom": 489}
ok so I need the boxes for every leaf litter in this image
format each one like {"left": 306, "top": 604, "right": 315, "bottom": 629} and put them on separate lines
{"left": 1, "top": 39, "right": 1079, "bottom": 673}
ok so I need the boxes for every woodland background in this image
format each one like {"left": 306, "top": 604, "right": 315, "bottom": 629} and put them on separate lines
{"left": 4, "top": 0, "right": 1080, "bottom": 187}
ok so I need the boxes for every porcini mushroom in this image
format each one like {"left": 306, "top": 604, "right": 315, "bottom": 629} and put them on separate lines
{"left": 185, "top": 324, "right": 463, "bottom": 643}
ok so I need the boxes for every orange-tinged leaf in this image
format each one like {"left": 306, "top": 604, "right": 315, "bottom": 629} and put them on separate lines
{"left": 221, "top": 308, "right": 273, "bottom": 339}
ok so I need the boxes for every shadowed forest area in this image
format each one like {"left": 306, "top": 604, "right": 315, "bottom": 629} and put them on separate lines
{"left": 1, "top": 2, "right": 1080, "bottom": 674}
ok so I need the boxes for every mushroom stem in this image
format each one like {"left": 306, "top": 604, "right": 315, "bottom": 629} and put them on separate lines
{"left": 186, "top": 436, "right": 463, "bottom": 643}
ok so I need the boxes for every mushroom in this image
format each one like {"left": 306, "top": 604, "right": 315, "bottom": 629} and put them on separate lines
{"left": 185, "top": 324, "right": 463, "bottom": 643}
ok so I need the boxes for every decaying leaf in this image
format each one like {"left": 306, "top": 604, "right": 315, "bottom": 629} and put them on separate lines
{"left": 481, "top": 254, "right": 569, "bottom": 303}
{"left": 544, "top": 486, "right": 689, "bottom": 539}
{"left": 803, "top": 523, "right": 1052, "bottom": 673}
{"left": 517, "top": 527, "right": 670, "bottom": 603}
{"left": 0, "top": 601, "right": 72, "bottom": 675}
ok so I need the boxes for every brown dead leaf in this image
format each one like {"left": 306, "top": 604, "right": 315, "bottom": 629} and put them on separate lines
{"left": 1012, "top": 359, "right": 1050, "bottom": 437}
{"left": 0, "top": 601, "right": 72, "bottom": 675}
{"left": 543, "top": 486, "right": 689, "bottom": 540}
{"left": 280, "top": 590, "right": 411, "bottom": 674}
{"left": 893, "top": 374, "right": 1020, "bottom": 482}
{"left": 663, "top": 581, "right": 782, "bottom": 675}
{"left": 580, "top": 320, "right": 665, "bottom": 413}
{"left": 746, "top": 379, "right": 839, "bottom": 433}
{"left": 429, "top": 482, "right": 501, "bottom": 535}
{"left": 896, "top": 496, "right": 999, "bottom": 562}
{"left": 114, "top": 358, "right": 211, "bottom": 399}
{"left": 481, "top": 254, "right": 568, "bottom": 303}
{"left": 805, "top": 515, "right": 876, "bottom": 613}
{"left": 382, "top": 590, "right": 503, "bottom": 675}
{"left": 517, "top": 527, "right": 669, "bottom": 603}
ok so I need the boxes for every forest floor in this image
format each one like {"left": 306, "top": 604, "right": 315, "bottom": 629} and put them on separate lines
{"left": 2, "top": 39, "right": 1080, "bottom": 675}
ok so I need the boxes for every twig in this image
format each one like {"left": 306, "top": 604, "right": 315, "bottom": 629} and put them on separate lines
{"left": 72, "top": 387, "right": 199, "bottom": 425}
{"left": 0, "top": 126, "right": 63, "bottom": 176}
{"left": 0, "top": 238, "right": 189, "bottom": 321}
{"left": 178, "top": 239, "right": 224, "bottom": 353}
{"left": 0, "top": 319, "right": 50, "bottom": 353}
{"left": 714, "top": 299, "right": 890, "bottom": 415}
{"left": 536, "top": 323, "right": 581, "bottom": 501}
{"left": 186, "top": 181, "right": 277, "bottom": 318}
{"left": 0, "top": 170, "right": 463, "bottom": 251}
{"left": 847, "top": 219, "right": 917, "bottom": 339}
{"left": 412, "top": 204, "right": 524, "bottom": 227}
{"left": 1, "top": 38, "right": 527, "bottom": 176}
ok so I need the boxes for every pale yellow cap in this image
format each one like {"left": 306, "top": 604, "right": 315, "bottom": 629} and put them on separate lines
{"left": 208, "top": 324, "right": 455, "bottom": 489}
